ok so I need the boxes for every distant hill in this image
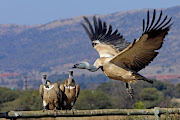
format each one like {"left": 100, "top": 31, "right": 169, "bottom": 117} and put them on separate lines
{"left": 0, "top": 6, "right": 180, "bottom": 78}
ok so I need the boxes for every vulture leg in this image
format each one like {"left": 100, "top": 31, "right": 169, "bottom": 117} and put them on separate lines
{"left": 43, "top": 106, "right": 47, "bottom": 112}
{"left": 43, "top": 101, "right": 48, "bottom": 112}
{"left": 126, "top": 83, "right": 134, "bottom": 99}
{"left": 54, "top": 107, "right": 57, "bottom": 112}
{"left": 54, "top": 107, "right": 58, "bottom": 115}
{"left": 54, "top": 100, "right": 59, "bottom": 110}
{"left": 72, "top": 109, "right": 74, "bottom": 115}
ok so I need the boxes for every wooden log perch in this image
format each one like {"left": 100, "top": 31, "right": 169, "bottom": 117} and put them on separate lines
{"left": 0, "top": 108, "right": 180, "bottom": 119}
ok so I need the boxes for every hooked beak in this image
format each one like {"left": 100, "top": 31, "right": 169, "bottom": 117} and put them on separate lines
{"left": 72, "top": 64, "right": 77, "bottom": 68}
{"left": 69, "top": 70, "right": 73, "bottom": 76}
{"left": 42, "top": 75, "right": 46, "bottom": 79}
{"left": 72, "top": 65, "right": 76, "bottom": 68}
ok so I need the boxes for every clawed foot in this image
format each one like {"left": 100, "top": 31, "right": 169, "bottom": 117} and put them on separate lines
{"left": 54, "top": 107, "right": 57, "bottom": 112}
{"left": 126, "top": 88, "right": 134, "bottom": 99}
{"left": 54, "top": 107, "right": 58, "bottom": 115}
{"left": 54, "top": 107, "right": 57, "bottom": 111}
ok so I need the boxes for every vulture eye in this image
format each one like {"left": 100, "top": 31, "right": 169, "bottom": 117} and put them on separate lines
{"left": 92, "top": 43, "right": 97, "bottom": 46}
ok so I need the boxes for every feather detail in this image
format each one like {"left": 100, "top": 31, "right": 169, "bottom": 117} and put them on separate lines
{"left": 81, "top": 16, "right": 130, "bottom": 52}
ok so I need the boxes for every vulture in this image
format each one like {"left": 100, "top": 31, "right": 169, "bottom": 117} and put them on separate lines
{"left": 39, "top": 74, "right": 62, "bottom": 111}
{"left": 60, "top": 70, "right": 80, "bottom": 110}
{"left": 73, "top": 9, "right": 172, "bottom": 98}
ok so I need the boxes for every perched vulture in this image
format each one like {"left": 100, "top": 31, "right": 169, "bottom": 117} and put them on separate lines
{"left": 39, "top": 74, "right": 62, "bottom": 111}
{"left": 73, "top": 9, "right": 172, "bottom": 98}
{"left": 60, "top": 70, "right": 80, "bottom": 110}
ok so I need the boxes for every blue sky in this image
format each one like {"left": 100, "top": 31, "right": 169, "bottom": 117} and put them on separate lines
{"left": 0, "top": 0, "right": 180, "bottom": 25}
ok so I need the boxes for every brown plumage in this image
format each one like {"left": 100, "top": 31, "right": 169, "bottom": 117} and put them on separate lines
{"left": 39, "top": 79, "right": 62, "bottom": 111}
{"left": 73, "top": 9, "right": 172, "bottom": 98}
{"left": 60, "top": 70, "right": 80, "bottom": 110}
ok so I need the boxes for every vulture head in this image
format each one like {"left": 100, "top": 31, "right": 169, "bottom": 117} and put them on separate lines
{"left": 73, "top": 61, "right": 90, "bottom": 69}
{"left": 92, "top": 40, "right": 100, "bottom": 47}
{"left": 42, "top": 74, "right": 47, "bottom": 79}
{"left": 69, "top": 70, "right": 73, "bottom": 76}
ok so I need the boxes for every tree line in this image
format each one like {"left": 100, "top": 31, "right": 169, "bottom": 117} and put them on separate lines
{"left": 0, "top": 76, "right": 180, "bottom": 112}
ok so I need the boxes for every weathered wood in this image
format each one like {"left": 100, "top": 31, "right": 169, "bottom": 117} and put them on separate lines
{"left": 0, "top": 108, "right": 179, "bottom": 119}
{"left": 6, "top": 109, "right": 155, "bottom": 118}
{"left": 154, "top": 107, "right": 160, "bottom": 120}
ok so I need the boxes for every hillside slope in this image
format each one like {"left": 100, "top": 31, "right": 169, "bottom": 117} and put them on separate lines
{"left": 0, "top": 6, "right": 180, "bottom": 76}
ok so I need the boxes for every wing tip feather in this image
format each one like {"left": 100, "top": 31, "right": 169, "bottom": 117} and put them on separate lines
{"left": 142, "top": 9, "right": 172, "bottom": 36}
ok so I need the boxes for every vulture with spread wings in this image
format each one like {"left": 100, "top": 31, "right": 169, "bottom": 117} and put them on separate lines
{"left": 73, "top": 9, "right": 172, "bottom": 98}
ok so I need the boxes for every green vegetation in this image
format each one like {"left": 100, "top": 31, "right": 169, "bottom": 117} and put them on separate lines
{"left": 138, "top": 88, "right": 164, "bottom": 108}
{"left": 0, "top": 77, "right": 179, "bottom": 112}
{"left": 0, "top": 87, "right": 19, "bottom": 104}
{"left": 0, "top": 89, "right": 42, "bottom": 112}
{"left": 174, "top": 83, "right": 180, "bottom": 98}
{"left": 133, "top": 101, "right": 145, "bottom": 109}
{"left": 75, "top": 90, "right": 112, "bottom": 110}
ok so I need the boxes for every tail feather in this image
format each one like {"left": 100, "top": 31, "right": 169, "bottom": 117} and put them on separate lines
{"left": 133, "top": 72, "right": 153, "bottom": 84}
{"left": 138, "top": 78, "right": 153, "bottom": 84}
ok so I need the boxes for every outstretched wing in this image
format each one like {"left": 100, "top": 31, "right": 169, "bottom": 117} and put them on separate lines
{"left": 39, "top": 84, "right": 44, "bottom": 99}
{"left": 110, "top": 9, "right": 172, "bottom": 72}
{"left": 81, "top": 16, "right": 130, "bottom": 57}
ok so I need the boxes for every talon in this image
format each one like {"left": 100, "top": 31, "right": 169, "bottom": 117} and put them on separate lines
{"left": 126, "top": 83, "right": 134, "bottom": 99}
{"left": 126, "top": 88, "right": 134, "bottom": 99}
{"left": 54, "top": 107, "right": 57, "bottom": 112}
{"left": 54, "top": 108, "right": 58, "bottom": 115}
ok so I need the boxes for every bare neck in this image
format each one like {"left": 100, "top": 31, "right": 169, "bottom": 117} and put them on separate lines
{"left": 85, "top": 63, "right": 99, "bottom": 72}
{"left": 42, "top": 78, "right": 46, "bottom": 85}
